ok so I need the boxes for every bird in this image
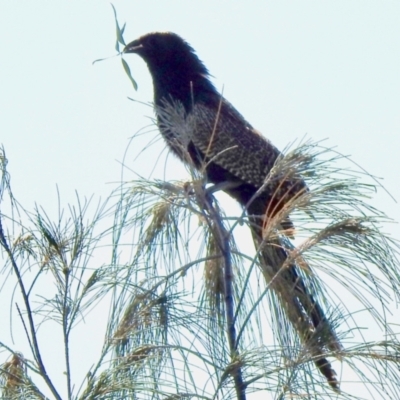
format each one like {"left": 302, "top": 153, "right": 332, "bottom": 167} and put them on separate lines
{"left": 123, "top": 32, "right": 341, "bottom": 390}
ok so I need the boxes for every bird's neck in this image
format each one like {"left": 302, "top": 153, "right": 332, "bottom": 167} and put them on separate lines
{"left": 149, "top": 66, "right": 217, "bottom": 112}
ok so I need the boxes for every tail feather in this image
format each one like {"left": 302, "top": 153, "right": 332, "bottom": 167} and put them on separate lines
{"left": 248, "top": 211, "right": 341, "bottom": 391}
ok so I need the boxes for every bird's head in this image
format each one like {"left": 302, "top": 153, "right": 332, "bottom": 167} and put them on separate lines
{"left": 123, "top": 32, "right": 216, "bottom": 108}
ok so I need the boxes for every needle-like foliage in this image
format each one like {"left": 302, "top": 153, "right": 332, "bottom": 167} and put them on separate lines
{"left": 0, "top": 121, "right": 400, "bottom": 400}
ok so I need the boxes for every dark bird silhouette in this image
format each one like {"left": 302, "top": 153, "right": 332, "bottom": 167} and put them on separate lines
{"left": 124, "top": 32, "right": 341, "bottom": 390}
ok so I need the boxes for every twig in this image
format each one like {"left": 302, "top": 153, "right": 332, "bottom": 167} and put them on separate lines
{"left": 63, "top": 266, "right": 72, "bottom": 400}
{"left": 201, "top": 192, "right": 247, "bottom": 400}
{"left": 0, "top": 217, "right": 62, "bottom": 400}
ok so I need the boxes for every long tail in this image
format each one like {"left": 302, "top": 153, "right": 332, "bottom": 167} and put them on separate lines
{"left": 248, "top": 210, "right": 341, "bottom": 391}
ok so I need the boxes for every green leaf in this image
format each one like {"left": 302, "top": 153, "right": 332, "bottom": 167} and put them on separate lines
{"left": 122, "top": 58, "right": 138, "bottom": 91}
{"left": 111, "top": 3, "right": 126, "bottom": 53}
{"left": 92, "top": 57, "right": 109, "bottom": 65}
{"left": 120, "top": 22, "right": 126, "bottom": 37}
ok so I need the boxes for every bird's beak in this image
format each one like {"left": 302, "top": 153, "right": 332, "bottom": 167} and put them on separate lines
{"left": 123, "top": 41, "right": 143, "bottom": 54}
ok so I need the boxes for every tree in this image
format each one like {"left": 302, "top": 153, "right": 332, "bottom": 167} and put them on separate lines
{"left": 1, "top": 130, "right": 400, "bottom": 399}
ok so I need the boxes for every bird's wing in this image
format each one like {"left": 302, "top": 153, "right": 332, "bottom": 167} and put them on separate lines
{"left": 188, "top": 100, "right": 280, "bottom": 188}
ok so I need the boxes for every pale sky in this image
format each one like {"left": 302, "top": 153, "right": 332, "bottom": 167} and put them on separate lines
{"left": 1, "top": 2, "right": 399, "bottom": 399}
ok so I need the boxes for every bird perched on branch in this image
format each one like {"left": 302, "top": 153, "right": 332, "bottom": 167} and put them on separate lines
{"left": 124, "top": 32, "right": 341, "bottom": 390}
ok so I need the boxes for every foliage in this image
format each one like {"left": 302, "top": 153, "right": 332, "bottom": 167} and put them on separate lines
{"left": 0, "top": 136, "right": 400, "bottom": 399}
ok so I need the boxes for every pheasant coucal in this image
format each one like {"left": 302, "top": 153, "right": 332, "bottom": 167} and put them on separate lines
{"left": 123, "top": 32, "right": 341, "bottom": 390}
